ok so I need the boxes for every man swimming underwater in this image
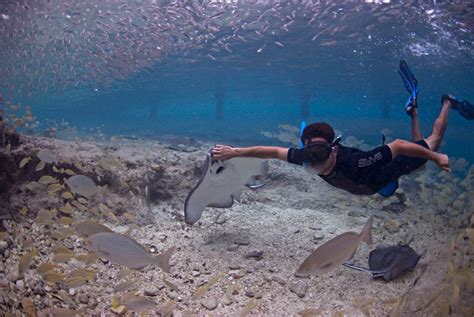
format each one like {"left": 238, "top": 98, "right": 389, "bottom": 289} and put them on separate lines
{"left": 212, "top": 60, "right": 474, "bottom": 196}
{"left": 212, "top": 96, "right": 452, "bottom": 195}
{"left": 212, "top": 103, "right": 450, "bottom": 195}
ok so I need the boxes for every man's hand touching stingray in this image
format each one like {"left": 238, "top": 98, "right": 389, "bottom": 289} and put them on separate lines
{"left": 212, "top": 145, "right": 235, "bottom": 161}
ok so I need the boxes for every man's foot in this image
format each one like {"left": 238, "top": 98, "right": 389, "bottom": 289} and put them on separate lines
{"left": 441, "top": 94, "right": 460, "bottom": 110}
{"left": 405, "top": 96, "right": 417, "bottom": 116}
{"left": 406, "top": 103, "right": 416, "bottom": 116}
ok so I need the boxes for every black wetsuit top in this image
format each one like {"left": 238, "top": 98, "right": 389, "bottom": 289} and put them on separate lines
{"left": 287, "top": 140, "right": 429, "bottom": 195}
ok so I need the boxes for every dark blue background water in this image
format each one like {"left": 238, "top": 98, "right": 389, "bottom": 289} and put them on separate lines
{"left": 29, "top": 55, "right": 474, "bottom": 161}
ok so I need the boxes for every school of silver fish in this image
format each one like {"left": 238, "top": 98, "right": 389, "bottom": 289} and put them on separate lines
{"left": 0, "top": 0, "right": 472, "bottom": 99}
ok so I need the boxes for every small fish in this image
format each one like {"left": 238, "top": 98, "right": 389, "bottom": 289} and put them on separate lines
{"left": 47, "top": 183, "right": 65, "bottom": 193}
{"left": 60, "top": 217, "right": 74, "bottom": 226}
{"left": 19, "top": 247, "right": 38, "bottom": 277}
{"left": 65, "top": 175, "right": 98, "bottom": 198}
{"left": 321, "top": 40, "right": 338, "bottom": 46}
{"left": 35, "top": 160, "right": 46, "bottom": 171}
{"left": 53, "top": 245, "right": 71, "bottom": 254}
{"left": 50, "top": 231, "right": 68, "bottom": 240}
{"left": 20, "top": 206, "right": 28, "bottom": 216}
{"left": 64, "top": 169, "right": 75, "bottom": 176}
{"left": 61, "top": 191, "right": 74, "bottom": 199}
{"left": 42, "top": 271, "right": 66, "bottom": 283}
{"left": 99, "top": 158, "right": 121, "bottom": 170}
{"left": 38, "top": 262, "right": 58, "bottom": 275}
{"left": 159, "top": 300, "right": 176, "bottom": 316}
{"left": 38, "top": 175, "right": 58, "bottom": 185}
{"left": 123, "top": 212, "right": 135, "bottom": 222}
{"left": 21, "top": 298, "right": 36, "bottom": 317}
{"left": 37, "top": 149, "right": 57, "bottom": 163}
{"left": 162, "top": 273, "right": 179, "bottom": 292}
{"left": 192, "top": 272, "right": 225, "bottom": 299}
{"left": 43, "top": 308, "right": 82, "bottom": 317}
{"left": 53, "top": 252, "right": 75, "bottom": 263}
{"left": 77, "top": 197, "right": 88, "bottom": 205}
{"left": 207, "top": 53, "right": 217, "bottom": 61}
{"left": 64, "top": 276, "right": 88, "bottom": 288}
{"left": 19, "top": 157, "right": 31, "bottom": 168}
{"left": 87, "top": 232, "right": 175, "bottom": 272}
{"left": 274, "top": 41, "right": 284, "bottom": 47}
{"left": 114, "top": 280, "right": 137, "bottom": 292}
{"left": 123, "top": 296, "right": 157, "bottom": 313}
{"left": 76, "top": 220, "right": 112, "bottom": 237}
{"left": 59, "top": 202, "right": 74, "bottom": 214}
{"left": 3, "top": 143, "right": 11, "bottom": 154}
{"left": 56, "top": 290, "right": 75, "bottom": 306}
{"left": 279, "top": 124, "right": 299, "bottom": 133}
{"left": 297, "top": 216, "right": 373, "bottom": 276}
{"left": 71, "top": 200, "right": 87, "bottom": 211}
{"left": 35, "top": 208, "right": 57, "bottom": 225}
{"left": 208, "top": 11, "right": 225, "bottom": 20}
{"left": 57, "top": 227, "right": 75, "bottom": 236}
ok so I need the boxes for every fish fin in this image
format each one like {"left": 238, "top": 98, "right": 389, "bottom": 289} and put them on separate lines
{"left": 348, "top": 248, "right": 357, "bottom": 262}
{"left": 155, "top": 246, "right": 176, "bottom": 273}
{"left": 360, "top": 216, "right": 373, "bottom": 245}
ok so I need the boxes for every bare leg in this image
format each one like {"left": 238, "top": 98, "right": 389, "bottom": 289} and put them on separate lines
{"left": 411, "top": 108, "right": 423, "bottom": 141}
{"left": 424, "top": 99, "right": 452, "bottom": 151}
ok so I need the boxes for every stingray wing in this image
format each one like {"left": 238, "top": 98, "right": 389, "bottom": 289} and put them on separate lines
{"left": 184, "top": 150, "right": 267, "bottom": 225}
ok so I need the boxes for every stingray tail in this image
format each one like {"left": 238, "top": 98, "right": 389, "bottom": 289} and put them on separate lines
{"left": 360, "top": 216, "right": 374, "bottom": 245}
{"left": 155, "top": 246, "right": 176, "bottom": 273}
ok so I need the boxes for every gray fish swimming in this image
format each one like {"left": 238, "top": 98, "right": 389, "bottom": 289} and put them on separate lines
{"left": 297, "top": 216, "right": 373, "bottom": 276}
{"left": 87, "top": 232, "right": 175, "bottom": 272}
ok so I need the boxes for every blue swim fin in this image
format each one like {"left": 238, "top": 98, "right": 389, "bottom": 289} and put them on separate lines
{"left": 398, "top": 60, "right": 419, "bottom": 116}
{"left": 299, "top": 120, "right": 307, "bottom": 148}
{"left": 378, "top": 180, "right": 398, "bottom": 197}
{"left": 442, "top": 95, "right": 474, "bottom": 120}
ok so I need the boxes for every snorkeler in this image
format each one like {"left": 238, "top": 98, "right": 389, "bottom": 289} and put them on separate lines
{"left": 211, "top": 62, "right": 471, "bottom": 196}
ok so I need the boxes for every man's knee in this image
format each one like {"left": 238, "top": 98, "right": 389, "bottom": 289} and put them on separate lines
{"left": 424, "top": 136, "right": 439, "bottom": 151}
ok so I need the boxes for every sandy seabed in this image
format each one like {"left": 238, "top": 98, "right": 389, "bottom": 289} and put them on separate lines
{"left": 0, "top": 134, "right": 473, "bottom": 317}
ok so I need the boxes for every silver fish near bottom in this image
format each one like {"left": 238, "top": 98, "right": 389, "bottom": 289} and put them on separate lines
{"left": 87, "top": 232, "right": 175, "bottom": 272}
{"left": 296, "top": 216, "right": 373, "bottom": 276}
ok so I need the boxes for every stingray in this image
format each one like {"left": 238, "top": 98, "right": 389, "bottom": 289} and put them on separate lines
{"left": 343, "top": 243, "right": 424, "bottom": 281}
{"left": 184, "top": 149, "right": 268, "bottom": 225}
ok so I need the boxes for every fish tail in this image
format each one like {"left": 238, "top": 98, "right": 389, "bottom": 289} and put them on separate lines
{"left": 155, "top": 246, "right": 175, "bottom": 273}
{"left": 360, "top": 216, "right": 374, "bottom": 245}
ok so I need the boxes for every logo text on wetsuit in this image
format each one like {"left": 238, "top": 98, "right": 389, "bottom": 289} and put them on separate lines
{"left": 358, "top": 152, "right": 383, "bottom": 167}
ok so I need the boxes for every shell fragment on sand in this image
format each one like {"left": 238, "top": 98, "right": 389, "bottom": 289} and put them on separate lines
{"left": 184, "top": 149, "right": 268, "bottom": 225}
{"left": 65, "top": 175, "right": 98, "bottom": 198}
{"left": 297, "top": 216, "right": 373, "bottom": 276}
{"left": 87, "top": 232, "right": 175, "bottom": 272}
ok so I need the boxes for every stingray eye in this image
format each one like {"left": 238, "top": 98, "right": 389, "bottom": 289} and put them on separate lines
{"left": 216, "top": 166, "right": 225, "bottom": 174}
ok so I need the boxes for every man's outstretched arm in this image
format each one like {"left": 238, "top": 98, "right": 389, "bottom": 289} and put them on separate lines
{"left": 387, "top": 139, "right": 450, "bottom": 172}
{"left": 212, "top": 145, "right": 289, "bottom": 161}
